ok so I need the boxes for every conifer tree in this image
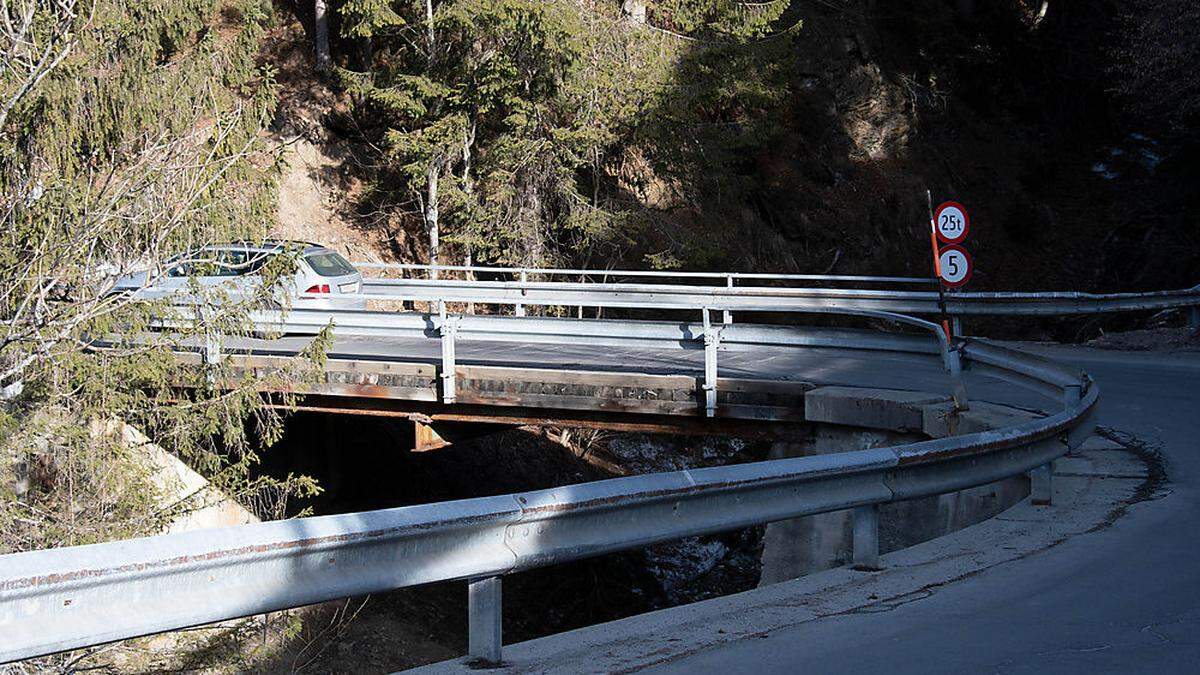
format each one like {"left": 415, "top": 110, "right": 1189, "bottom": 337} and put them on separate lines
{"left": 338, "top": 0, "right": 795, "bottom": 268}
{"left": 1, "top": 0, "right": 321, "bottom": 554}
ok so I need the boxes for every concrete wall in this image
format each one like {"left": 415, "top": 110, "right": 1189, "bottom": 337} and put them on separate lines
{"left": 759, "top": 387, "right": 1035, "bottom": 585}
{"left": 110, "top": 422, "right": 259, "bottom": 533}
{"left": 760, "top": 427, "right": 921, "bottom": 585}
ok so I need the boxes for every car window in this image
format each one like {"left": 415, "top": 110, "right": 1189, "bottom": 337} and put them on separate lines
{"left": 216, "top": 249, "right": 247, "bottom": 276}
{"left": 166, "top": 249, "right": 274, "bottom": 278}
{"left": 219, "top": 249, "right": 275, "bottom": 276}
{"left": 305, "top": 251, "right": 356, "bottom": 277}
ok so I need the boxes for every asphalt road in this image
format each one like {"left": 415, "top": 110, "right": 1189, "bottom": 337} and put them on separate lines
{"left": 643, "top": 346, "right": 1200, "bottom": 674}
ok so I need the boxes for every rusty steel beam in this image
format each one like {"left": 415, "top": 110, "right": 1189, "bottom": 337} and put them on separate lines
{"left": 266, "top": 394, "right": 815, "bottom": 439}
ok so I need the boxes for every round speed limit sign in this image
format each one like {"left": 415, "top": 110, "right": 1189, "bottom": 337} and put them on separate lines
{"left": 934, "top": 201, "right": 970, "bottom": 244}
{"left": 938, "top": 245, "right": 972, "bottom": 287}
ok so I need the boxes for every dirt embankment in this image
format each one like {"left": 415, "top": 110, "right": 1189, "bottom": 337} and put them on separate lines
{"left": 261, "top": 27, "right": 397, "bottom": 264}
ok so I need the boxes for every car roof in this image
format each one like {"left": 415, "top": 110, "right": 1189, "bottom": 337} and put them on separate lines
{"left": 202, "top": 240, "right": 332, "bottom": 255}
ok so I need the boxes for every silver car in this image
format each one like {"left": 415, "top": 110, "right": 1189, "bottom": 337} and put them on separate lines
{"left": 113, "top": 241, "right": 366, "bottom": 310}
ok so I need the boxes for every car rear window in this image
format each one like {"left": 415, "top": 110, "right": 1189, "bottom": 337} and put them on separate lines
{"left": 305, "top": 251, "right": 356, "bottom": 277}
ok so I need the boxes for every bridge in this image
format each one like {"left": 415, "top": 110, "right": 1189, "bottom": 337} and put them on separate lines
{"left": 2, "top": 267, "right": 1198, "bottom": 670}
{"left": 192, "top": 264, "right": 1197, "bottom": 434}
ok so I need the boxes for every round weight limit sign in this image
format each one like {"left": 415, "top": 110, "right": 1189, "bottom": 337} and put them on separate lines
{"left": 938, "top": 245, "right": 972, "bottom": 287}
{"left": 934, "top": 201, "right": 970, "bottom": 244}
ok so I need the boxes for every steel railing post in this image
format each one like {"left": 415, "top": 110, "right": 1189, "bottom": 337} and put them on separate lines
{"left": 199, "top": 305, "right": 222, "bottom": 386}
{"left": 702, "top": 308, "right": 720, "bottom": 417}
{"left": 1033, "top": 382, "right": 1080, "bottom": 506}
{"left": 202, "top": 332, "right": 222, "bottom": 367}
{"left": 853, "top": 504, "right": 881, "bottom": 570}
{"left": 945, "top": 344, "right": 969, "bottom": 412}
{"left": 1063, "top": 384, "right": 1082, "bottom": 409}
{"left": 1190, "top": 305, "right": 1200, "bottom": 334}
{"left": 515, "top": 270, "right": 527, "bottom": 317}
{"left": 468, "top": 576, "right": 502, "bottom": 666}
{"left": 723, "top": 276, "right": 734, "bottom": 324}
{"left": 951, "top": 316, "right": 964, "bottom": 338}
{"left": 438, "top": 301, "right": 458, "bottom": 404}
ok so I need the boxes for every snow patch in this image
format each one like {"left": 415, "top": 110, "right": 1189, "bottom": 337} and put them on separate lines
{"left": 645, "top": 538, "right": 728, "bottom": 593}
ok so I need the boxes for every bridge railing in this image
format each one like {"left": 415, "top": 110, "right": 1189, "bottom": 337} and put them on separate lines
{"left": 354, "top": 262, "right": 1200, "bottom": 325}
{"left": 241, "top": 303, "right": 969, "bottom": 413}
{"left": 0, "top": 326, "right": 1095, "bottom": 666}
{"left": 355, "top": 261, "right": 937, "bottom": 286}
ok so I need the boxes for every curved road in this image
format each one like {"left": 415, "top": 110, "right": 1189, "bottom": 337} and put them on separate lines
{"left": 644, "top": 346, "right": 1200, "bottom": 673}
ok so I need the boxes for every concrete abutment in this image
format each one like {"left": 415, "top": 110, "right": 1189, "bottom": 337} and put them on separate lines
{"left": 759, "top": 387, "right": 1035, "bottom": 585}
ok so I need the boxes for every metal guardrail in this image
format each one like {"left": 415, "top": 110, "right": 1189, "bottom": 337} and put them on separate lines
{"left": 355, "top": 261, "right": 938, "bottom": 286}
{"left": 356, "top": 266, "right": 1200, "bottom": 321}
{"left": 137, "top": 289, "right": 969, "bottom": 416}
{"left": 0, "top": 322, "right": 1094, "bottom": 665}
{"left": 240, "top": 303, "right": 969, "bottom": 412}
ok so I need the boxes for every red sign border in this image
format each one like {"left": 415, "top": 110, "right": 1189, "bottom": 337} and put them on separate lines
{"left": 933, "top": 201, "right": 971, "bottom": 245}
{"left": 938, "top": 244, "right": 973, "bottom": 288}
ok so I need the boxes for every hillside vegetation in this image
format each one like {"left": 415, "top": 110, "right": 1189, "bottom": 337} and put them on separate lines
{"left": 276, "top": 0, "right": 1197, "bottom": 300}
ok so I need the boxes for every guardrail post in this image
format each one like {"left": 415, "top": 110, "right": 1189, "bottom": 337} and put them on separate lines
{"left": 852, "top": 504, "right": 881, "bottom": 570}
{"left": 702, "top": 308, "right": 720, "bottom": 417}
{"left": 1030, "top": 464, "right": 1052, "bottom": 506}
{"left": 951, "top": 316, "right": 964, "bottom": 338}
{"left": 945, "top": 345, "right": 969, "bottom": 412}
{"left": 1189, "top": 305, "right": 1200, "bottom": 334}
{"left": 723, "top": 276, "right": 734, "bottom": 324}
{"left": 202, "top": 333, "right": 222, "bottom": 367}
{"left": 1063, "top": 384, "right": 1082, "bottom": 410}
{"left": 468, "top": 576, "right": 502, "bottom": 666}
{"left": 438, "top": 301, "right": 458, "bottom": 404}
{"left": 515, "top": 270, "right": 527, "bottom": 317}
{"left": 578, "top": 273, "right": 586, "bottom": 318}
{"left": 199, "top": 304, "right": 222, "bottom": 386}
{"left": 1031, "top": 382, "right": 1081, "bottom": 506}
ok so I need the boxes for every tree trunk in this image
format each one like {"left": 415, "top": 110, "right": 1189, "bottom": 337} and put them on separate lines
{"left": 515, "top": 170, "right": 544, "bottom": 267}
{"left": 314, "top": 0, "right": 332, "bottom": 71}
{"left": 1036, "top": 2, "right": 1050, "bottom": 24}
{"left": 426, "top": 162, "right": 440, "bottom": 279}
{"left": 461, "top": 121, "right": 476, "bottom": 281}
{"left": 425, "top": 0, "right": 436, "bottom": 58}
